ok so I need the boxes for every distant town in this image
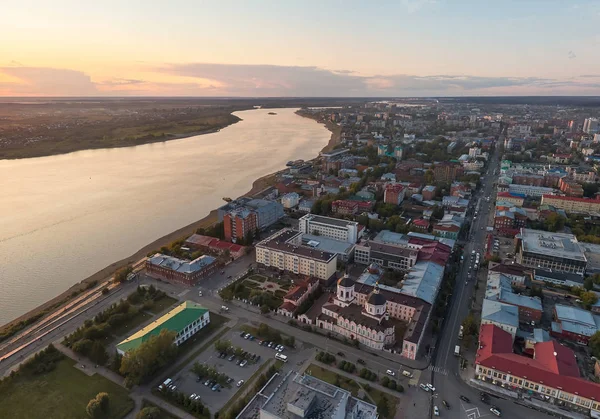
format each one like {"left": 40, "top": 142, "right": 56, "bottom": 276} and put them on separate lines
{"left": 2, "top": 99, "right": 600, "bottom": 419}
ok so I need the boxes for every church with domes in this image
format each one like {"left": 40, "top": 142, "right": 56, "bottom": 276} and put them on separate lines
{"left": 315, "top": 274, "right": 396, "bottom": 350}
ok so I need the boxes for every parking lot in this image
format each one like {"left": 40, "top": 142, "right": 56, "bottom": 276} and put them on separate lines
{"left": 165, "top": 327, "right": 302, "bottom": 413}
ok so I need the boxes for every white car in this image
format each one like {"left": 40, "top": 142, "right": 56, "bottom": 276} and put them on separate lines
{"left": 426, "top": 383, "right": 436, "bottom": 391}
{"left": 237, "top": 380, "right": 244, "bottom": 387}
{"left": 386, "top": 369, "right": 396, "bottom": 376}
{"left": 490, "top": 407, "right": 502, "bottom": 416}
{"left": 419, "top": 383, "right": 430, "bottom": 392}
{"left": 198, "top": 291, "right": 203, "bottom": 297}
{"left": 434, "top": 406, "right": 440, "bottom": 416}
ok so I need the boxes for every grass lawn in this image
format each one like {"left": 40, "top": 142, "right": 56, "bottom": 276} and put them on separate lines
{"left": 141, "top": 399, "right": 180, "bottom": 419}
{"left": 110, "top": 310, "right": 153, "bottom": 339}
{"left": 364, "top": 386, "right": 399, "bottom": 419}
{"left": 147, "top": 295, "right": 178, "bottom": 315}
{"left": 248, "top": 274, "right": 267, "bottom": 283}
{"left": 242, "top": 280, "right": 260, "bottom": 289}
{"left": 0, "top": 359, "right": 133, "bottom": 419}
{"left": 306, "top": 364, "right": 360, "bottom": 396}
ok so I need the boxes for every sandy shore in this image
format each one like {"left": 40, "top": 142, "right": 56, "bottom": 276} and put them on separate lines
{"left": 0, "top": 109, "right": 339, "bottom": 332}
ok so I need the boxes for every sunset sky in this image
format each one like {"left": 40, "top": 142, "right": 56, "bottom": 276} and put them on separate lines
{"left": 1, "top": 0, "right": 600, "bottom": 96}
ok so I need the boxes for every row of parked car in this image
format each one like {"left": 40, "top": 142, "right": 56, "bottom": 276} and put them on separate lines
{"left": 241, "top": 331, "right": 286, "bottom": 353}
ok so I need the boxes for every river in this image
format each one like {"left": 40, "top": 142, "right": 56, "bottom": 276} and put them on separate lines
{"left": 0, "top": 108, "right": 330, "bottom": 326}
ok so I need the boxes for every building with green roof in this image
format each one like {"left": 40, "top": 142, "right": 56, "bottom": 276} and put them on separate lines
{"left": 116, "top": 301, "right": 210, "bottom": 355}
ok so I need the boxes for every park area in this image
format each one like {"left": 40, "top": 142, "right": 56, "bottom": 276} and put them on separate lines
{"left": 0, "top": 348, "right": 133, "bottom": 419}
{"left": 219, "top": 274, "right": 294, "bottom": 312}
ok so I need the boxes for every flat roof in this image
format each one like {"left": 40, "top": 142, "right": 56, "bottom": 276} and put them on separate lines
{"left": 301, "top": 213, "right": 358, "bottom": 228}
{"left": 257, "top": 229, "right": 337, "bottom": 262}
{"left": 301, "top": 234, "right": 355, "bottom": 255}
{"left": 534, "top": 269, "right": 583, "bottom": 284}
{"left": 401, "top": 261, "right": 444, "bottom": 304}
{"left": 520, "top": 228, "right": 586, "bottom": 262}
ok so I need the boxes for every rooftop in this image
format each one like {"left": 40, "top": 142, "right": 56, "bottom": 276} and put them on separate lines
{"left": 401, "top": 261, "right": 444, "bottom": 304}
{"left": 257, "top": 229, "right": 337, "bottom": 262}
{"left": 300, "top": 213, "right": 359, "bottom": 228}
{"left": 147, "top": 253, "right": 216, "bottom": 273}
{"left": 520, "top": 228, "right": 586, "bottom": 262}
{"left": 476, "top": 324, "right": 600, "bottom": 401}
{"left": 542, "top": 194, "right": 600, "bottom": 203}
{"left": 482, "top": 299, "right": 519, "bottom": 329}
{"left": 116, "top": 301, "right": 208, "bottom": 353}
{"left": 301, "top": 234, "right": 356, "bottom": 256}
{"left": 260, "top": 372, "right": 378, "bottom": 419}
{"left": 534, "top": 269, "right": 583, "bottom": 285}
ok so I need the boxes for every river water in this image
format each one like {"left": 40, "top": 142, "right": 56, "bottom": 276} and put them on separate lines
{"left": 0, "top": 108, "right": 330, "bottom": 326}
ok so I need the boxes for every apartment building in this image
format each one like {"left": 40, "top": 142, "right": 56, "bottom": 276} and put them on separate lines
{"left": 508, "top": 184, "right": 556, "bottom": 198}
{"left": 298, "top": 214, "right": 361, "bottom": 244}
{"left": 517, "top": 228, "right": 587, "bottom": 275}
{"left": 255, "top": 229, "right": 338, "bottom": 281}
{"left": 383, "top": 183, "right": 406, "bottom": 205}
{"left": 541, "top": 194, "right": 600, "bottom": 215}
{"left": 223, "top": 208, "right": 258, "bottom": 242}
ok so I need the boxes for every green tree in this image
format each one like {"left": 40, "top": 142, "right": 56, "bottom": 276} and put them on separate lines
{"left": 89, "top": 341, "right": 109, "bottom": 365}
{"left": 136, "top": 407, "right": 161, "bottom": 419}
{"left": 589, "top": 331, "right": 600, "bottom": 358}
{"left": 377, "top": 395, "right": 390, "bottom": 418}
{"left": 114, "top": 265, "right": 133, "bottom": 284}
{"left": 584, "top": 276, "right": 594, "bottom": 291}
{"left": 581, "top": 291, "right": 598, "bottom": 309}
{"left": 544, "top": 213, "right": 566, "bottom": 232}
{"left": 119, "top": 329, "right": 177, "bottom": 385}
{"left": 260, "top": 304, "right": 270, "bottom": 314}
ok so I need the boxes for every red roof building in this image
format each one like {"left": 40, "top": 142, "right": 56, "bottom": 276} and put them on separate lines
{"left": 475, "top": 324, "right": 600, "bottom": 415}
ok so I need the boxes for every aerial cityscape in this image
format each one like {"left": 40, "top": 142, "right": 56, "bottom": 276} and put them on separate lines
{"left": 2, "top": 2, "right": 600, "bottom": 419}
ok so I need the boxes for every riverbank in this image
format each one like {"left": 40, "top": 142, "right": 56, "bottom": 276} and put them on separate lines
{"left": 0, "top": 108, "right": 337, "bottom": 334}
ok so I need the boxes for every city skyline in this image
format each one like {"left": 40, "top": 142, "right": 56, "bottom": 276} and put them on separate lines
{"left": 2, "top": 0, "right": 600, "bottom": 96}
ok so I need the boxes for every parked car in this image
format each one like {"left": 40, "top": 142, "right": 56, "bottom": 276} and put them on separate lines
{"left": 240, "top": 331, "right": 246, "bottom": 337}
{"left": 244, "top": 333, "right": 251, "bottom": 339}
{"left": 228, "top": 354, "right": 235, "bottom": 361}
{"left": 357, "top": 359, "right": 366, "bottom": 365}
{"left": 204, "top": 379, "right": 211, "bottom": 386}
{"left": 426, "top": 383, "right": 435, "bottom": 391}
{"left": 337, "top": 351, "right": 345, "bottom": 357}
{"left": 226, "top": 377, "right": 234, "bottom": 384}
{"left": 459, "top": 395, "right": 470, "bottom": 403}
{"left": 433, "top": 406, "right": 440, "bottom": 416}
{"left": 240, "top": 360, "right": 248, "bottom": 367}
{"left": 237, "top": 380, "right": 244, "bottom": 387}
{"left": 386, "top": 370, "right": 396, "bottom": 376}
{"left": 419, "top": 384, "right": 430, "bottom": 392}
{"left": 442, "top": 400, "right": 450, "bottom": 409}
{"left": 211, "top": 384, "right": 221, "bottom": 391}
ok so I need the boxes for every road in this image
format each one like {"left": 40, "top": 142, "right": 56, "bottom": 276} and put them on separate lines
{"left": 427, "top": 148, "right": 552, "bottom": 419}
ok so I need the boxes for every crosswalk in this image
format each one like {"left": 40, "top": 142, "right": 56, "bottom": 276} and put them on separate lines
{"left": 465, "top": 407, "right": 481, "bottom": 419}
{"left": 428, "top": 365, "right": 448, "bottom": 376}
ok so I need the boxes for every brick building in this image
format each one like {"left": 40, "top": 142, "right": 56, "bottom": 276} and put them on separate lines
{"left": 383, "top": 183, "right": 405, "bottom": 205}
{"left": 146, "top": 253, "right": 217, "bottom": 286}
{"left": 223, "top": 208, "right": 258, "bottom": 243}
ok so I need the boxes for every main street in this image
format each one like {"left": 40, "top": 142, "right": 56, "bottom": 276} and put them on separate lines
{"left": 427, "top": 149, "right": 552, "bottom": 419}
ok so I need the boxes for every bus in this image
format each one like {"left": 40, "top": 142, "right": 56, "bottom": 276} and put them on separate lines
{"left": 275, "top": 353, "right": 288, "bottom": 362}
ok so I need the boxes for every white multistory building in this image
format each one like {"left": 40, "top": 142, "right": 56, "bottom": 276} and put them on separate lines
{"left": 298, "top": 214, "right": 361, "bottom": 244}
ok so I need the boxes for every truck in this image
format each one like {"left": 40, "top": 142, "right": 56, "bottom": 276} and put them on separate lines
{"left": 454, "top": 345, "right": 460, "bottom": 356}
{"left": 458, "top": 325, "right": 464, "bottom": 340}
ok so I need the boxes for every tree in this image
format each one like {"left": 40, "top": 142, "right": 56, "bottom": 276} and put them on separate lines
{"left": 431, "top": 205, "right": 444, "bottom": 221}
{"left": 86, "top": 399, "right": 102, "bottom": 418}
{"left": 114, "top": 265, "right": 133, "bottom": 284}
{"left": 119, "top": 329, "right": 177, "bottom": 385}
{"left": 86, "top": 392, "right": 109, "bottom": 418}
{"left": 89, "top": 341, "right": 109, "bottom": 365}
{"left": 544, "top": 213, "right": 565, "bottom": 232}
{"left": 590, "top": 331, "right": 600, "bottom": 358}
{"left": 581, "top": 291, "right": 598, "bottom": 309}
{"left": 136, "top": 407, "right": 161, "bottom": 419}
{"left": 260, "top": 304, "right": 270, "bottom": 314}
{"left": 424, "top": 169, "right": 435, "bottom": 184}
{"left": 377, "top": 395, "right": 390, "bottom": 418}
{"left": 584, "top": 276, "right": 594, "bottom": 291}
{"left": 96, "top": 393, "right": 109, "bottom": 413}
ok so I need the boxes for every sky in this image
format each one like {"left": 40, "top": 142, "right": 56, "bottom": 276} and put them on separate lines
{"left": 1, "top": 0, "right": 600, "bottom": 97}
